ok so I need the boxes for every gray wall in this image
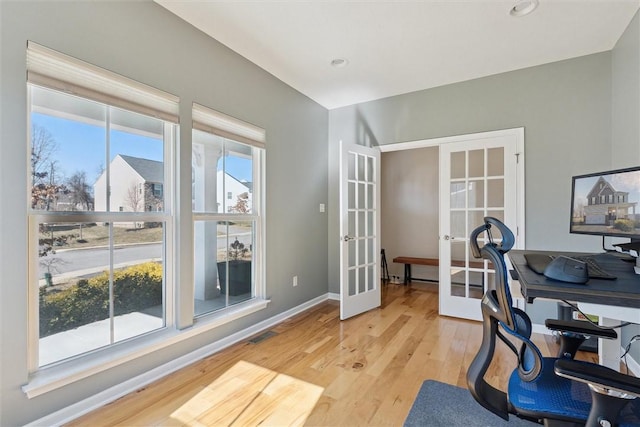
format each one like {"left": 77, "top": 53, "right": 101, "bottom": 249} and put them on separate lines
{"left": 612, "top": 11, "right": 640, "bottom": 368}
{"left": 0, "top": 1, "right": 328, "bottom": 425}
{"left": 380, "top": 147, "right": 439, "bottom": 280}
{"left": 329, "top": 52, "right": 613, "bottom": 295}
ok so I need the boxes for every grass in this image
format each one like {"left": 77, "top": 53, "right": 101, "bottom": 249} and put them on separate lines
{"left": 39, "top": 223, "right": 162, "bottom": 250}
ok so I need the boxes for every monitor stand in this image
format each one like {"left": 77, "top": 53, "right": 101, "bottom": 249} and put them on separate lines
{"left": 612, "top": 240, "right": 640, "bottom": 274}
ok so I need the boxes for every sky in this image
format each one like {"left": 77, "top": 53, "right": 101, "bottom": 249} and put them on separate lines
{"left": 32, "top": 113, "right": 252, "bottom": 186}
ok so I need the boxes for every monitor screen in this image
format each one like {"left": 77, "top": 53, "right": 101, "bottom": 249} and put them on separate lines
{"left": 570, "top": 166, "right": 640, "bottom": 239}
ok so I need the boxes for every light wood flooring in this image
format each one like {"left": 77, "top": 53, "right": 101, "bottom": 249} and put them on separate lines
{"left": 68, "top": 282, "right": 598, "bottom": 426}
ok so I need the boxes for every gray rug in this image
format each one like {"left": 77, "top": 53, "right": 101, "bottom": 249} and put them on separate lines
{"left": 404, "top": 380, "right": 538, "bottom": 426}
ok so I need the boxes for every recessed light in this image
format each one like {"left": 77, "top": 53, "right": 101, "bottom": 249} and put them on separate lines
{"left": 510, "top": 0, "right": 538, "bottom": 17}
{"left": 330, "top": 58, "right": 349, "bottom": 68}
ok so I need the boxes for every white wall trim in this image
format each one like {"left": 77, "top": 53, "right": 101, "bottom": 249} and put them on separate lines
{"left": 328, "top": 292, "right": 340, "bottom": 300}
{"left": 379, "top": 127, "right": 525, "bottom": 153}
{"left": 25, "top": 293, "right": 331, "bottom": 427}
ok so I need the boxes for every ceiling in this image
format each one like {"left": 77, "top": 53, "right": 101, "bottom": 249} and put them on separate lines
{"left": 155, "top": 0, "right": 640, "bottom": 110}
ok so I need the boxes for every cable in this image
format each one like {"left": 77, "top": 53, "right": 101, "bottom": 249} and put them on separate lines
{"left": 561, "top": 300, "right": 633, "bottom": 330}
{"left": 621, "top": 334, "right": 640, "bottom": 375}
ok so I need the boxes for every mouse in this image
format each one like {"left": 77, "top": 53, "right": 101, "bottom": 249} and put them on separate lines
{"left": 543, "top": 256, "right": 588, "bottom": 284}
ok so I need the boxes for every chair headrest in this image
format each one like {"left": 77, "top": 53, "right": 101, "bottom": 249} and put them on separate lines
{"left": 470, "top": 217, "right": 515, "bottom": 259}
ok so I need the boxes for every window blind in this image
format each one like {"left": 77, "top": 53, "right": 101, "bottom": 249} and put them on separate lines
{"left": 26, "top": 41, "right": 179, "bottom": 123}
{"left": 192, "top": 103, "right": 265, "bottom": 148}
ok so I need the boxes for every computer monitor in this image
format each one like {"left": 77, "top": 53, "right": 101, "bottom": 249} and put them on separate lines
{"left": 570, "top": 166, "right": 640, "bottom": 245}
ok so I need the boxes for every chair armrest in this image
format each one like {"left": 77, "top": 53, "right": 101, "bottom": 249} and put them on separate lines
{"left": 545, "top": 319, "right": 617, "bottom": 340}
{"left": 555, "top": 359, "right": 640, "bottom": 397}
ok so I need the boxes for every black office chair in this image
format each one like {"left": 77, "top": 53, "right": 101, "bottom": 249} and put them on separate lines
{"left": 467, "top": 217, "right": 640, "bottom": 427}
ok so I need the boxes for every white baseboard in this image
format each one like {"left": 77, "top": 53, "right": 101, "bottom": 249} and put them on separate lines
{"left": 26, "top": 293, "right": 331, "bottom": 427}
{"left": 328, "top": 292, "right": 340, "bottom": 300}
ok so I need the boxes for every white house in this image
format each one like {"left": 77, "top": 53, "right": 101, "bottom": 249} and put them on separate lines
{"left": 94, "top": 154, "right": 164, "bottom": 213}
{"left": 217, "top": 169, "right": 252, "bottom": 213}
{"left": 95, "top": 154, "right": 251, "bottom": 215}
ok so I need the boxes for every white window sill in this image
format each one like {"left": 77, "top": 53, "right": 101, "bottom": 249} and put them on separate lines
{"left": 23, "top": 298, "right": 270, "bottom": 398}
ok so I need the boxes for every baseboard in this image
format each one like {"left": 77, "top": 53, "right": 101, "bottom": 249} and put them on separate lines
{"left": 26, "top": 293, "right": 331, "bottom": 427}
{"left": 328, "top": 292, "right": 340, "bottom": 300}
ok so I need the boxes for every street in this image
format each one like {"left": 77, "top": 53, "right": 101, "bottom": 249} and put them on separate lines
{"left": 40, "top": 231, "right": 252, "bottom": 284}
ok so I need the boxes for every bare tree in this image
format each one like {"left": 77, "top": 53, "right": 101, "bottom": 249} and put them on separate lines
{"left": 31, "top": 124, "right": 58, "bottom": 186}
{"left": 31, "top": 125, "right": 65, "bottom": 210}
{"left": 67, "top": 171, "right": 93, "bottom": 210}
{"left": 125, "top": 183, "right": 143, "bottom": 212}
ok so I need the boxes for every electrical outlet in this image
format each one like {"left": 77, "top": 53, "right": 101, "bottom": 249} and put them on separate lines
{"left": 293, "top": 275, "right": 298, "bottom": 287}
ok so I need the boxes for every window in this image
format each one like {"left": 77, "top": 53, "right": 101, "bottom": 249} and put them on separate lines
{"left": 27, "top": 42, "right": 178, "bottom": 369}
{"left": 25, "top": 43, "right": 268, "bottom": 393}
{"left": 192, "top": 103, "right": 265, "bottom": 317}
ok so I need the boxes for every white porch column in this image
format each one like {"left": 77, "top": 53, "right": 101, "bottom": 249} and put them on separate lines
{"left": 193, "top": 141, "right": 222, "bottom": 301}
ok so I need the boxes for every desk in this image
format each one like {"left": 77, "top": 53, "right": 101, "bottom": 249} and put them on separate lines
{"left": 509, "top": 250, "right": 640, "bottom": 370}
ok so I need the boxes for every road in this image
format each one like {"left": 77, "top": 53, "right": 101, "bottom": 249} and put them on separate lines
{"left": 40, "top": 231, "right": 252, "bottom": 284}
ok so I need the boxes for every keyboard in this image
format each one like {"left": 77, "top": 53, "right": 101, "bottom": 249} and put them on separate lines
{"left": 569, "top": 256, "right": 617, "bottom": 280}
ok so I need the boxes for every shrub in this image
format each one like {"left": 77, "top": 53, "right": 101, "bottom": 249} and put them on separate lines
{"left": 613, "top": 219, "right": 635, "bottom": 232}
{"left": 39, "top": 262, "right": 162, "bottom": 337}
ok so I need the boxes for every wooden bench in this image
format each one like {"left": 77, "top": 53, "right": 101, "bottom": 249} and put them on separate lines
{"left": 392, "top": 256, "right": 484, "bottom": 285}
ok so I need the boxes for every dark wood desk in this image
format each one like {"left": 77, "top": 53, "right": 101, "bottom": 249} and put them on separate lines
{"left": 509, "top": 249, "right": 640, "bottom": 370}
{"left": 509, "top": 250, "right": 640, "bottom": 308}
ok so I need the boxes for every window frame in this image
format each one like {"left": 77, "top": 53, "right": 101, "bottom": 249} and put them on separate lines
{"left": 22, "top": 43, "right": 270, "bottom": 397}
{"left": 26, "top": 84, "right": 178, "bottom": 371}
{"left": 191, "top": 124, "right": 267, "bottom": 318}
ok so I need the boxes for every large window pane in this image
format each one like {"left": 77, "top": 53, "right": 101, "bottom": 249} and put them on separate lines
{"left": 31, "top": 87, "right": 106, "bottom": 212}
{"left": 194, "top": 219, "right": 255, "bottom": 317}
{"left": 37, "top": 221, "right": 165, "bottom": 366}
{"left": 30, "top": 84, "right": 172, "bottom": 367}
{"left": 108, "top": 108, "right": 165, "bottom": 213}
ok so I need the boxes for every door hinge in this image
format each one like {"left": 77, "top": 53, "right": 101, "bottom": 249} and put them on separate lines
{"left": 515, "top": 153, "right": 520, "bottom": 164}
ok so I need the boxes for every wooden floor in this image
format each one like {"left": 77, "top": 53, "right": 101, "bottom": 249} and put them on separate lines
{"left": 68, "top": 282, "right": 597, "bottom": 426}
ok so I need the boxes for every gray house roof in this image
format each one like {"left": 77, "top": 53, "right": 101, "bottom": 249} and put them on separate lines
{"left": 119, "top": 155, "right": 163, "bottom": 183}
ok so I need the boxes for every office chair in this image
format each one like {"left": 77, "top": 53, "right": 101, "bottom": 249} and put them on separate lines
{"left": 467, "top": 217, "right": 640, "bottom": 427}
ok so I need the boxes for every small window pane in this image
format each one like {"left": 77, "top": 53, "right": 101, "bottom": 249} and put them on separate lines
{"left": 469, "top": 180, "right": 485, "bottom": 208}
{"left": 451, "top": 152, "right": 465, "bottom": 179}
{"left": 487, "top": 179, "right": 504, "bottom": 208}
{"left": 468, "top": 149, "right": 484, "bottom": 178}
{"left": 487, "top": 147, "right": 504, "bottom": 176}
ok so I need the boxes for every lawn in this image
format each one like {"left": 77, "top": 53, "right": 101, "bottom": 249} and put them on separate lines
{"left": 39, "top": 223, "right": 163, "bottom": 250}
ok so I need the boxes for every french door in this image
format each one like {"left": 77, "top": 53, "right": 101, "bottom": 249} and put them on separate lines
{"left": 339, "top": 141, "right": 381, "bottom": 320}
{"left": 439, "top": 129, "right": 524, "bottom": 321}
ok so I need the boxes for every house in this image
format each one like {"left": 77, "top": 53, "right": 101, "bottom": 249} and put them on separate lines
{"left": 583, "top": 176, "right": 638, "bottom": 225}
{"left": 94, "top": 154, "right": 164, "bottom": 215}
{"left": 216, "top": 170, "right": 252, "bottom": 213}
{"left": 93, "top": 154, "right": 251, "bottom": 217}
{"left": 2, "top": 1, "right": 640, "bottom": 425}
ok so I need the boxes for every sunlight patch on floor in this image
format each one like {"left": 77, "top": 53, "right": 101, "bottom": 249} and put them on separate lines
{"left": 170, "top": 360, "right": 324, "bottom": 426}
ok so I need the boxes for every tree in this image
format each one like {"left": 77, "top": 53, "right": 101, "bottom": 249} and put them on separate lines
{"left": 31, "top": 124, "right": 58, "bottom": 186}
{"left": 31, "top": 124, "right": 64, "bottom": 210}
{"left": 229, "top": 192, "right": 250, "bottom": 213}
{"left": 67, "top": 171, "right": 93, "bottom": 210}
{"left": 125, "top": 183, "right": 143, "bottom": 212}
